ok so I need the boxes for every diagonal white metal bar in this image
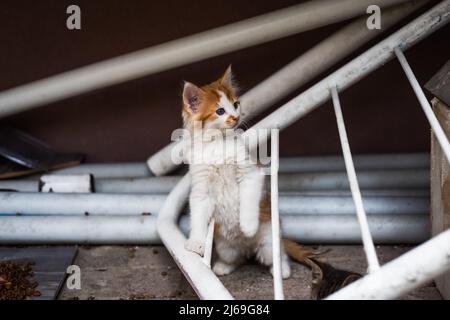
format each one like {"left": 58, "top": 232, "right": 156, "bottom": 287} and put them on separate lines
{"left": 0, "top": 168, "right": 431, "bottom": 192}
{"left": 0, "top": 214, "right": 430, "bottom": 245}
{"left": 394, "top": 47, "right": 450, "bottom": 164}
{"left": 270, "top": 129, "right": 284, "bottom": 300}
{"left": 0, "top": 0, "right": 411, "bottom": 119}
{"left": 331, "top": 86, "right": 380, "bottom": 273}
{"left": 147, "top": 0, "right": 426, "bottom": 176}
{"left": 326, "top": 228, "right": 450, "bottom": 299}
{"left": 0, "top": 190, "right": 430, "bottom": 215}
{"left": 245, "top": 0, "right": 450, "bottom": 149}
{"left": 39, "top": 152, "right": 429, "bottom": 179}
{"left": 156, "top": 174, "right": 234, "bottom": 300}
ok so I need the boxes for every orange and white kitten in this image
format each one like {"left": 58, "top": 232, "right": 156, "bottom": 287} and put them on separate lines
{"left": 182, "top": 66, "right": 291, "bottom": 278}
{"left": 181, "top": 67, "right": 361, "bottom": 298}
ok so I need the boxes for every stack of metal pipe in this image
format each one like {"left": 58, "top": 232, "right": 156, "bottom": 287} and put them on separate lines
{"left": 0, "top": 153, "right": 430, "bottom": 244}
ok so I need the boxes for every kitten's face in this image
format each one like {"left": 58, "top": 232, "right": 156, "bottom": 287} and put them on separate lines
{"left": 182, "top": 66, "right": 241, "bottom": 130}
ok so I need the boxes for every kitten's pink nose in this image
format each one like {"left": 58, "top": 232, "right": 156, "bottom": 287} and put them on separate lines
{"left": 231, "top": 116, "right": 240, "bottom": 122}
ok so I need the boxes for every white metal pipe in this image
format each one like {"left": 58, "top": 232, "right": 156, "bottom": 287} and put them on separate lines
{"left": 278, "top": 170, "right": 429, "bottom": 191}
{"left": 146, "top": 1, "right": 426, "bottom": 176}
{"left": 0, "top": 192, "right": 429, "bottom": 215}
{"left": 282, "top": 190, "right": 429, "bottom": 196}
{"left": 281, "top": 214, "right": 429, "bottom": 244}
{"left": 0, "top": 214, "right": 429, "bottom": 244}
{"left": 326, "top": 228, "right": 450, "bottom": 299}
{"left": 279, "top": 195, "right": 428, "bottom": 215}
{"left": 35, "top": 153, "right": 429, "bottom": 179}
{"left": 0, "top": 169, "right": 430, "bottom": 193}
{"left": 331, "top": 86, "right": 380, "bottom": 273}
{"left": 278, "top": 153, "right": 429, "bottom": 173}
{"left": 0, "top": 180, "right": 42, "bottom": 192}
{"left": 394, "top": 47, "right": 450, "bottom": 164}
{"left": 44, "top": 162, "right": 152, "bottom": 178}
{"left": 156, "top": 174, "right": 234, "bottom": 300}
{"left": 0, "top": 192, "right": 165, "bottom": 215}
{"left": 0, "top": 0, "right": 410, "bottom": 119}
{"left": 0, "top": 216, "right": 160, "bottom": 244}
{"left": 271, "top": 130, "right": 284, "bottom": 300}
{"left": 94, "top": 176, "right": 180, "bottom": 193}
{"left": 0, "top": 170, "right": 430, "bottom": 193}
{"left": 245, "top": 1, "right": 450, "bottom": 150}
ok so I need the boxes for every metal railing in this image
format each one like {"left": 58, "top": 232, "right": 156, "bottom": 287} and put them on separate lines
{"left": 155, "top": 0, "right": 450, "bottom": 300}
{"left": 331, "top": 85, "right": 380, "bottom": 273}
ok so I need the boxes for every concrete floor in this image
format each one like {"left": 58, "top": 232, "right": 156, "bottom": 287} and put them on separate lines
{"left": 58, "top": 245, "right": 442, "bottom": 300}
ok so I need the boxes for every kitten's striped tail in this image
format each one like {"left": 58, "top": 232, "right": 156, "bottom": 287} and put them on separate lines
{"left": 283, "top": 239, "right": 361, "bottom": 300}
{"left": 283, "top": 239, "right": 323, "bottom": 269}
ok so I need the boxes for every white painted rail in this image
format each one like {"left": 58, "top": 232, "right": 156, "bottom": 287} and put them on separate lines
{"left": 395, "top": 47, "right": 450, "bottom": 164}
{"left": 0, "top": 214, "right": 429, "bottom": 244}
{"left": 324, "top": 2, "right": 450, "bottom": 299}
{"left": 0, "top": 169, "right": 430, "bottom": 193}
{"left": 331, "top": 86, "right": 380, "bottom": 273}
{"left": 271, "top": 130, "right": 284, "bottom": 299}
{"left": 327, "top": 228, "right": 450, "bottom": 299}
{"left": 0, "top": 191, "right": 429, "bottom": 215}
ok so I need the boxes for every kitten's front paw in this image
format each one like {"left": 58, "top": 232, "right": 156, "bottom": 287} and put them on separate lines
{"left": 270, "top": 262, "right": 291, "bottom": 279}
{"left": 185, "top": 238, "right": 205, "bottom": 256}
{"left": 240, "top": 218, "right": 259, "bottom": 238}
{"left": 213, "top": 261, "right": 236, "bottom": 276}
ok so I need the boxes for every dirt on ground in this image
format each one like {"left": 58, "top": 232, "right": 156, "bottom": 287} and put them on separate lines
{"left": 58, "top": 245, "right": 442, "bottom": 300}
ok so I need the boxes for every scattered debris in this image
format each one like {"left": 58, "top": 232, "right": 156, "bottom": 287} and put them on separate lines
{"left": 128, "top": 293, "right": 156, "bottom": 300}
{"left": 0, "top": 261, "right": 41, "bottom": 300}
{"left": 128, "top": 247, "right": 137, "bottom": 259}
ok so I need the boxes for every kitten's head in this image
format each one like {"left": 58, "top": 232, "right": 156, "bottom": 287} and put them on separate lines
{"left": 182, "top": 66, "right": 240, "bottom": 130}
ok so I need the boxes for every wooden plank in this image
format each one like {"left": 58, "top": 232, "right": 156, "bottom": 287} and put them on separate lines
{"left": 431, "top": 98, "right": 450, "bottom": 300}
{"left": 0, "top": 246, "right": 78, "bottom": 300}
{"left": 426, "top": 61, "right": 450, "bottom": 106}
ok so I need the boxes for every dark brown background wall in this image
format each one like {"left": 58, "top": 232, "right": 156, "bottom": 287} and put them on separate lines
{"left": 0, "top": 0, "right": 449, "bottom": 162}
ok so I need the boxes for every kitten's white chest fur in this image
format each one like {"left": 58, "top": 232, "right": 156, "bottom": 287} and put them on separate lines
{"left": 188, "top": 132, "right": 246, "bottom": 239}
{"left": 208, "top": 164, "right": 240, "bottom": 238}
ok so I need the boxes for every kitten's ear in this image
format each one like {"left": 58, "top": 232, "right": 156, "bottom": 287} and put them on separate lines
{"left": 183, "top": 82, "right": 202, "bottom": 114}
{"left": 220, "top": 65, "right": 233, "bottom": 88}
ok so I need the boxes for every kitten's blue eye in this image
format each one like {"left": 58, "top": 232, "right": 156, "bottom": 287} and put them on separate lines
{"left": 216, "top": 108, "right": 225, "bottom": 116}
